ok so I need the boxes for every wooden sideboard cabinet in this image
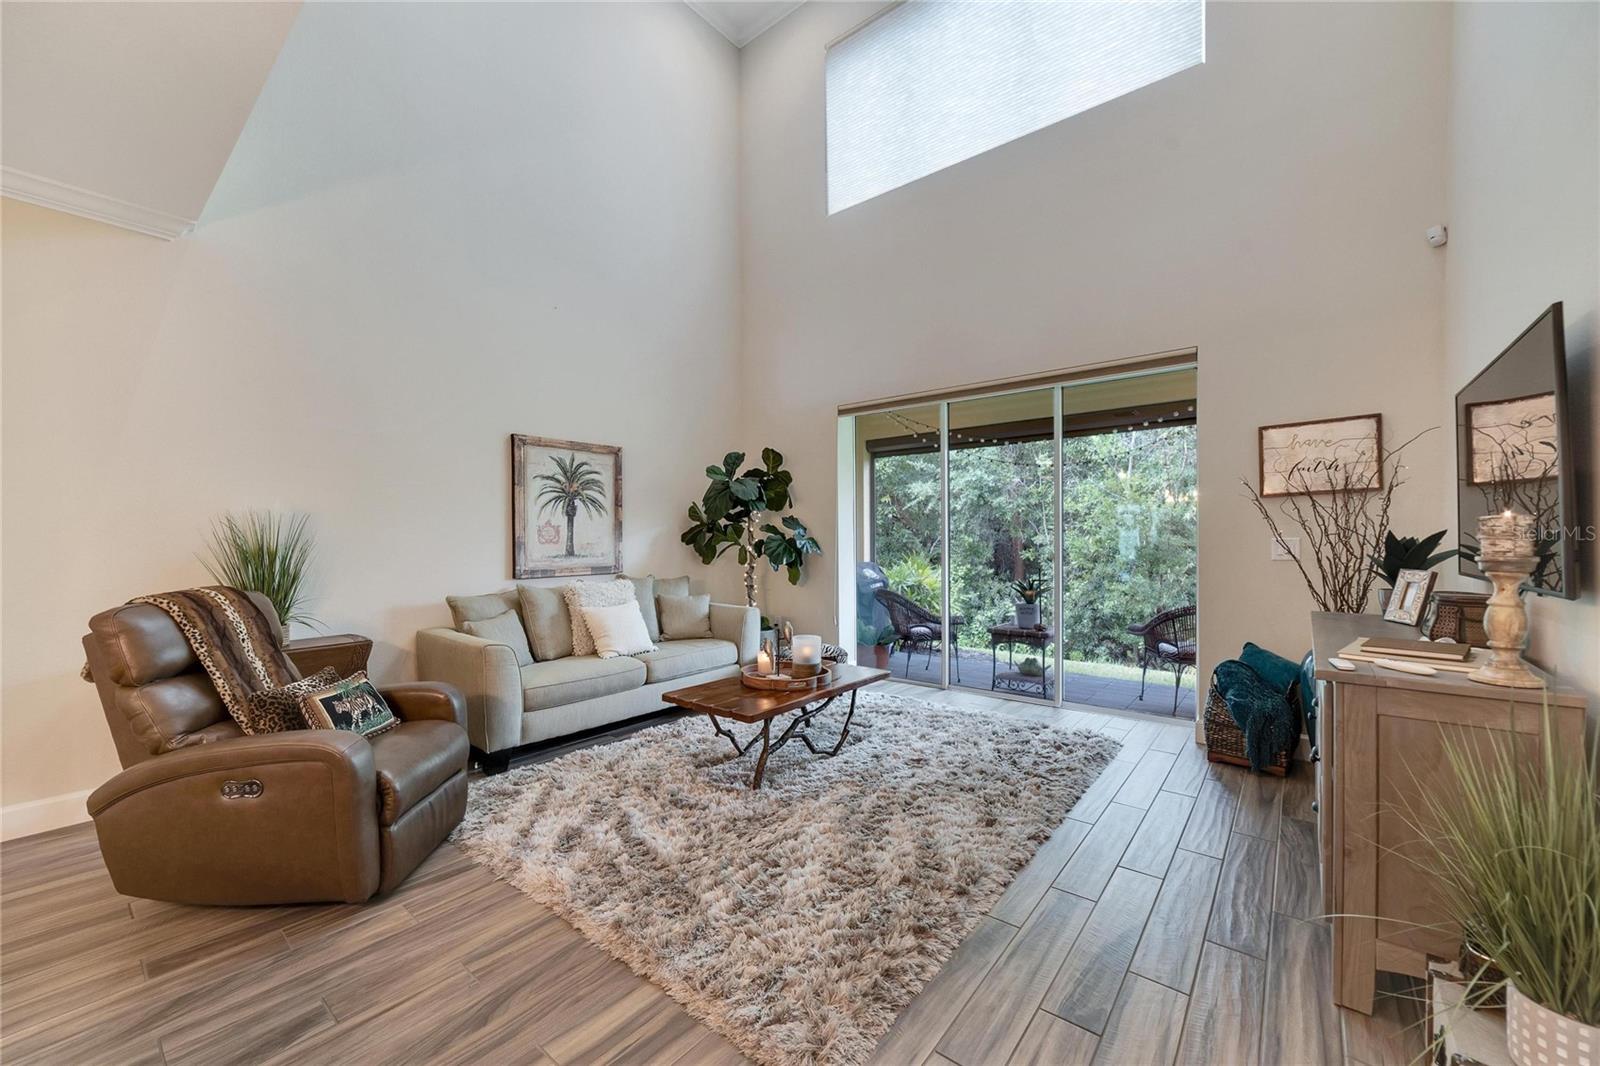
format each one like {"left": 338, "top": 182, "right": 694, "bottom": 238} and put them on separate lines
{"left": 1309, "top": 611, "right": 1587, "bottom": 1015}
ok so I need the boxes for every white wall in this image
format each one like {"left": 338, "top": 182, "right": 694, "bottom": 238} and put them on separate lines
{"left": 1, "top": 2, "right": 741, "bottom": 828}
{"left": 1443, "top": 2, "right": 1600, "bottom": 718}
{"left": 739, "top": 2, "right": 1455, "bottom": 698}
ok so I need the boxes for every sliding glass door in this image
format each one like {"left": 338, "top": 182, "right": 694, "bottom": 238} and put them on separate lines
{"left": 848, "top": 364, "right": 1198, "bottom": 718}
{"left": 858, "top": 403, "right": 947, "bottom": 684}
{"left": 946, "top": 388, "right": 1057, "bottom": 699}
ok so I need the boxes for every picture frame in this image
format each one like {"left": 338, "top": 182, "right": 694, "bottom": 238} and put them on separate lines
{"left": 511, "top": 434, "right": 622, "bottom": 579}
{"left": 1258, "top": 413, "right": 1383, "bottom": 497}
{"left": 1465, "top": 390, "right": 1559, "bottom": 485}
{"left": 1383, "top": 567, "right": 1437, "bottom": 626}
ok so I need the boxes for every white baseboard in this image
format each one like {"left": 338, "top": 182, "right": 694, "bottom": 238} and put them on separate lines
{"left": 1, "top": 790, "right": 92, "bottom": 842}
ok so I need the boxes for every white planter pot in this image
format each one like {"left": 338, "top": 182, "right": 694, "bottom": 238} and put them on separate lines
{"left": 1014, "top": 602, "right": 1041, "bottom": 627}
{"left": 1507, "top": 982, "right": 1597, "bottom": 1066}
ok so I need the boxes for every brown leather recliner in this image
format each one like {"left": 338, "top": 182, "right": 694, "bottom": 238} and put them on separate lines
{"left": 81, "top": 592, "right": 470, "bottom": 905}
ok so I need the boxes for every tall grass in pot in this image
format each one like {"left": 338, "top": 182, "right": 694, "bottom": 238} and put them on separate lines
{"left": 1416, "top": 712, "right": 1599, "bottom": 1065}
{"left": 201, "top": 510, "right": 318, "bottom": 636}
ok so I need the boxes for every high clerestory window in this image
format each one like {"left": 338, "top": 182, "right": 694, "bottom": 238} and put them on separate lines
{"left": 825, "top": 1, "right": 1206, "bottom": 213}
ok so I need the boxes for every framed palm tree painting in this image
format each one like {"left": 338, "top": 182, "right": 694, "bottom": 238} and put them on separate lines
{"left": 511, "top": 435, "right": 622, "bottom": 578}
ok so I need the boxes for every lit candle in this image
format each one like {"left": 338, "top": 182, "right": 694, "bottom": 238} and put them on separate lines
{"left": 1478, "top": 510, "right": 1536, "bottom": 561}
{"left": 792, "top": 634, "right": 822, "bottom": 678}
{"left": 756, "top": 646, "right": 773, "bottom": 676}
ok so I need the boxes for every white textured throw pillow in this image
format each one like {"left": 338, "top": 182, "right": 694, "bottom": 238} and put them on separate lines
{"left": 563, "top": 579, "right": 638, "bottom": 656}
{"left": 582, "top": 601, "right": 655, "bottom": 659}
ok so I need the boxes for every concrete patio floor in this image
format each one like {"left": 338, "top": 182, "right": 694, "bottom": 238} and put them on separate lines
{"left": 874, "top": 645, "right": 1198, "bottom": 720}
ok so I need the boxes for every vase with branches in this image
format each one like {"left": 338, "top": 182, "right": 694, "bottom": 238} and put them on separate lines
{"left": 1242, "top": 428, "right": 1433, "bottom": 613}
{"left": 201, "top": 510, "right": 318, "bottom": 632}
{"left": 534, "top": 453, "right": 608, "bottom": 558}
{"left": 681, "top": 448, "right": 821, "bottom": 609}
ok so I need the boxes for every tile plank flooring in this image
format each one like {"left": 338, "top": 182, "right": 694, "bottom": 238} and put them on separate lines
{"left": 2, "top": 682, "right": 1420, "bottom": 1065}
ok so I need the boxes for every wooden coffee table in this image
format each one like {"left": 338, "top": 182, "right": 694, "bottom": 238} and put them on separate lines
{"left": 663, "top": 663, "right": 890, "bottom": 790}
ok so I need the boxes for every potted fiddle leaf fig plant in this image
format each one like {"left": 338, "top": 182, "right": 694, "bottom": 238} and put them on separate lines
{"left": 1011, "top": 572, "right": 1048, "bottom": 628}
{"left": 681, "top": 448, "right": 822, "bottom": 610}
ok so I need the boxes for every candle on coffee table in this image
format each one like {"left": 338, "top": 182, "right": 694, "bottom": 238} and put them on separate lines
{"left": 1478, "top": 510, "right": 1536, "bottom": 561}
{"left": 791, "top": 634, "right": 822, "bottom": 678}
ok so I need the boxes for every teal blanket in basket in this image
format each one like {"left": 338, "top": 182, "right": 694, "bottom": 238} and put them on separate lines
{"left": 1214, "top": 659, "right": 1297, "bottom": 772}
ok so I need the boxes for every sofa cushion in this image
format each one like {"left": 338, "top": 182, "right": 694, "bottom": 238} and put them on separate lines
{"left": 564, "top": 580, "right": 638, "bottom": 657}
{"left": 462, "top": 609, "right": 534, "bottom": 667}
{"left": 368, "top": 720, "right": 469, "bottom": 827}
{"left": 658, "top": 593, "right": 713, "bottom": 639}
{"left": 583, "top": 602, "right": 655, "bottom": 659}
{"left": 621, "top": 575, "right": 659, "bottom": 640}
{"left": 446, "top": 590, "right": 518, "bottom": 629}
{"left": 654, "top": 575, "right": 690, "bottom": 608}
{"left": 520, "top": 655, "right": 645, "bottom": 712}
{"left": 634, "top": 638, "right": 737, "bottom": 684}
{"left": 517, "top": 584, "right": 573, "bottom": 661}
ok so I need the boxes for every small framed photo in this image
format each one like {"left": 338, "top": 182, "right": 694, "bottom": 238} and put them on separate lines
{"left": 1383, "top": 568, "right": 1438, "bottom": 626}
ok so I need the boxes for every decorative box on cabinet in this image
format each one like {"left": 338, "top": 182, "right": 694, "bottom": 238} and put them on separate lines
{"left": 1309, "top": 612, "right": 1586, "bottom": 1015}
{"left": 285, "top": 634, "right": 373, "bottom": 679}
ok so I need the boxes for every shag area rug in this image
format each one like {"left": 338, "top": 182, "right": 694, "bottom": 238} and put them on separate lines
{"left": 452, "top": 690, "right": 1120, "bottom": 1066}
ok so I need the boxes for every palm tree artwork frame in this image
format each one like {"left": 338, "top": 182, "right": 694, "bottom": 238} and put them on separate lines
{"left": 511, "top": 435, "right": 622, "bottom": 578}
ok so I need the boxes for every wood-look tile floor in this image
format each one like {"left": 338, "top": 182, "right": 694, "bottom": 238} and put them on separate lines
{"left": 0, "top": 683, "right": 1424, "bottom": 1065}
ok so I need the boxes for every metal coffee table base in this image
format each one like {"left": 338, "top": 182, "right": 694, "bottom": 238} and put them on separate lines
{"left": 706, "top": 690, "right": 860, "bottom": 790}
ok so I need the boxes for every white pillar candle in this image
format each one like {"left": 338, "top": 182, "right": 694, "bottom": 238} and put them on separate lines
{"left": 1478, "top": 510, "right": 1536, "bottom": 561}
{"left": 792, "top": 634, "right": 822, "bottom": 677}
{"left": 756, "top": 646, "right": 773, "bottom": 676}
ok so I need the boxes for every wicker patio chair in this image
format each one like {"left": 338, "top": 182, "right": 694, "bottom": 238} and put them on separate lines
{"left": 873, "top": 588, "right": 963, "bottom": 682}
{"left": 1127, "top": 605, "right": 1197, "bottom": 712}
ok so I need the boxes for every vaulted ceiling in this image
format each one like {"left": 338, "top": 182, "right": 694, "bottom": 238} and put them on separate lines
{"left": 0, "top": 1, "right": 804, "bottom": 240}
{"left": 1, "top": 2, "right": 302, "bottom": 238}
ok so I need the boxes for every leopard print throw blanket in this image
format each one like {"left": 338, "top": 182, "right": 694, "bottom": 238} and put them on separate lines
{"left": 123, "top": 587, "right": 298, "bottom": 729}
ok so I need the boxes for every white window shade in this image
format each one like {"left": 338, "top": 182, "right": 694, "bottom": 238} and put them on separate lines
{"left": 826, "top": 1, "right": 1205, "bottom": 214}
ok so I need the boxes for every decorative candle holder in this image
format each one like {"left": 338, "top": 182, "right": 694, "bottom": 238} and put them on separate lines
{"left": 1467, "top": 553, "right": 1544, "bottom": 689}
{"left": 790, "top": 634, "right": 822, "bottom": 679}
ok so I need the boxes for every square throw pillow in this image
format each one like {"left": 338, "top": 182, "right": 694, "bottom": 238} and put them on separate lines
{"left": 446, "top": 589, "right": 518, "bottom": 629}
{"left": 620, "top": 574, "right": 659, "bottom": 641}
{"left": 583, "top": 601, "right": 655, "bottom": 659}
{"left": 242, "top": 667, "right": 338, "bottom": 735}
{"left": 462, "top": 608, "right": 534, "bottom": 667}
{"left": 299, "top": 670, "right": 399, "bottom": 737}
{"left": 1240, "top": 642, "right": 1301, "bottom": 696}
{"left": 563, "top": 580, "right": 638, "bottom": 656}
{"left": 658, "top": 593, "right": 713, "bottom": 639}
{"left": 654, "top": 575, "right": 690, "bottom": 605}
{"left": 516, "top": 583, "right": 573, "bottom": 661}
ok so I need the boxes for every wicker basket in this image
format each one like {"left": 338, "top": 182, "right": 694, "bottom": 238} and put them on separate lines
{"left": 1203, "top": 685, "right": 1291, "bottom": 776}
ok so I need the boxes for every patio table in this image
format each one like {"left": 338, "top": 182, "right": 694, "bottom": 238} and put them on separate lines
{"left": 989, "top": 623, "right": 1054, "bottom": 700}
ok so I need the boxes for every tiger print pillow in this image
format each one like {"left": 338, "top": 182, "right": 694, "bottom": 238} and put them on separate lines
{"left": 242, "top": 668, "right": 338, "bottom": 735}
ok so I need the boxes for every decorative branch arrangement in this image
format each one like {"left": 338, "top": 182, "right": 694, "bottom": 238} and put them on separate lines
{"left": 1241, "top": 428, "right": 1434, "bottom": 614}
{"left": 682, "top": 448, "right": 821, "bottom": 609}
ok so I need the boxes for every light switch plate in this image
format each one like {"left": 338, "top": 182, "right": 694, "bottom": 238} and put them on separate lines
{"left": 1271, "top": 536, "right": 1300, "bottom": 561}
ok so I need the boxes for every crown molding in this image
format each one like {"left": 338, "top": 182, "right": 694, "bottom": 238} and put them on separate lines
{"left": 1, "top": 167, "right": 195, "bottom": 239}
{"left": 685, "top": 1, "right": 804, "bottom": 47}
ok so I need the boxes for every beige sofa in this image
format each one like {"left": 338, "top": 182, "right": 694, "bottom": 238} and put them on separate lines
{"left": 416, "top": 578, "right": 757, "bottom": 772}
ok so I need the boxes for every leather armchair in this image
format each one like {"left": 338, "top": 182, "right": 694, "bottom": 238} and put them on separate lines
{"left": 82, "top": 593, "right": 470, "bottom": 905}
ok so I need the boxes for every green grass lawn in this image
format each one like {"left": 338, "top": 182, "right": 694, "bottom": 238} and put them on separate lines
{"left": 1062, "top": 657, "right": 1198, "bottom": 689}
